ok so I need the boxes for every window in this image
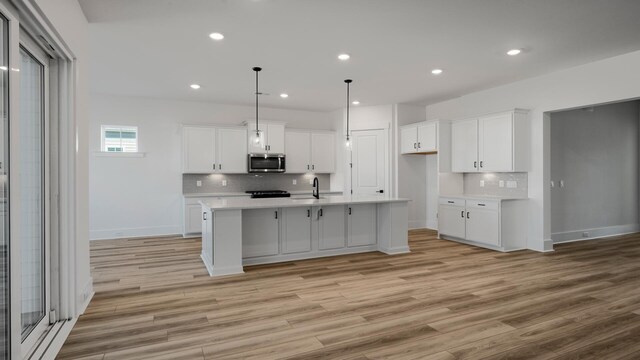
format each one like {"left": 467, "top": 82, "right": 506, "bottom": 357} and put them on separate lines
{"left": 101, "top": 125, "right": 138, "bottom": 152}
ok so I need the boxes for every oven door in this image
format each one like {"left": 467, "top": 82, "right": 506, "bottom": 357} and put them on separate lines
{"left": 248, "top": 154, "right": 286, "bottom": 173}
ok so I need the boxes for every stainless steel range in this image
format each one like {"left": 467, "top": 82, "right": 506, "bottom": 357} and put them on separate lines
{"left": 246, "top": 190, "right": 291, "bottom": 199}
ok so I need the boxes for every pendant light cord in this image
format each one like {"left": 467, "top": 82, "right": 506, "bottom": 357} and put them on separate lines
{"left": 345, "top": 79, "right": 353, "bottom": 142}
{"left": 253, "top": 67, "right": 262, "bottom": 137}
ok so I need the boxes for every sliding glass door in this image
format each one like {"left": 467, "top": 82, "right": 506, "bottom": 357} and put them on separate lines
{"left": 0, "top": 12, "right": 9, "bottom": 360}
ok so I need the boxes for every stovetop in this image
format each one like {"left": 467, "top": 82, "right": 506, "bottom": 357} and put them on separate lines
{"left": 246, "top": 190, "right": 291, "bottom": 199}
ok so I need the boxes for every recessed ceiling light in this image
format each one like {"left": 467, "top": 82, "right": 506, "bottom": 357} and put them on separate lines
{"left": 209, "top": 32, "right": 224, "bottom": 41}
{"left": 431, "top": 69, "right": 443, "bottom": 75}
{"left": 0, "top": 66, "right": 7, "bottom": 71}
{"left": 507, "top": 49, "right": 521, "bottom": 56}
{"left": 10, "top": 68, "right": 19, "bottom": 72}
{"left": 352, "top": 100, "right": 360, "bottom": 105}
{"left": 338, "top": 54, "right": 350, "bottom": 61}
{"left": 280, "top": 93, "right": 289, "bottom": 98}
{"left": 190, "top": 84, "right": 201, "bottom": 89}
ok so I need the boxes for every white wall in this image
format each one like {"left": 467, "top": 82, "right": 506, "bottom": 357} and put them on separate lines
{"left": 89, "top": 94, "right": 334, "bottom": 240}
{"left": 426, "top": 50, "right": 640, "bottom": 251}
{"left": 32, "top": 0, "right": 91, "bottom": 314}
{"left": 550, "top": 101, "right": 640, "bottom": 240}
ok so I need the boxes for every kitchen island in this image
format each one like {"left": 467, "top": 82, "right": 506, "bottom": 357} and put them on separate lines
{"left": 199, "top": 195, "right": 410, "bottom": 277}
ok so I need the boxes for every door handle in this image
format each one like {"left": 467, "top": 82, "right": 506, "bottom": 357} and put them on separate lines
{"left": 466, "top": 211, "right": 470, "bottom": 219}
{"left": 417, "top": 142, "right": 421, "bottom": 148}
{"left": 377, "top": 190, "right": 384, "bottom": 194}
{"left": 307, "top": 209, "right": 310, "bottom": 217}
{"left": 480, "top": 161, "right": 483, "bottom": 168}
{"left": 275, "top": 211, "right": 278, "bottom": 219}
{"left": 219, "top": 164, "right": 221, "bottom": 170}
{"left": 413, "top": 143, "right": 417, "bottom": 149}
{"left": 448, "top": 201, "right": 454, "bottom": 204}
{"left": 348, "top": 207, "right": 352, "bottom": 215}
{"left": 213, "top": 163, "right": 216, "bottom": 170}
{"left": 307, "top": 165, "right": 310, "bottom": 170}
{"left": 460, "top": 210, "right": 464, "bottom": 218}
{"left": 473, "top": 161, "right": 477, "bottom": 168}
{"left": 320, "top": 209, "right": 323, "bottom": 217}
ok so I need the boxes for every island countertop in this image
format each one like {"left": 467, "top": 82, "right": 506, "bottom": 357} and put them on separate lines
{"left": 200, "top": 195, "right": 410, "bottom": 210}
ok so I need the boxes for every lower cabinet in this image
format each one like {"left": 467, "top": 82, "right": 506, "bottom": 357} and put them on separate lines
{"left": 185, "top": 204, "right": 204, "bottom": 234}
{"left": 242, "top": 208, "right": 280, "bottom": 258}
{"left": 281, "top": 207, "right": 312, "bottom": 254}
{"left": 347, "top": 204, "right": 377, "bottom": 247}
{"left": 317, "top": 205, "right": 347, "bottom": 250}
{"left": 438, "top": 197, "right": 527, "bottom": 251}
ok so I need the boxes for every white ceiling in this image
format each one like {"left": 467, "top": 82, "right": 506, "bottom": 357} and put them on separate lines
{"left": 80, "top": 0, "right": 640, "bottom": 111}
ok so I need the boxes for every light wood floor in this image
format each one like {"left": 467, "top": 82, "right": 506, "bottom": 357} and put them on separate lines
{"left": 57, "top": 230, "right": 640, "bottom": 359}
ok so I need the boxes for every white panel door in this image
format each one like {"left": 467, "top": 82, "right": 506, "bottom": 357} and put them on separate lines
{"left": 400, "top": 126, "right": 417, "bottom": 154}
{"left": 352, "top": 129, "right": 386, "bottom": 195}
{"left": 317, "top": 206, "right": 346, "bottom": 250}
{"left": 282, "top": 207, "right": 312, "bottom": 254}
{"left": 246, "top": 122, "right": 267, "bottom": 154}
{"left": 242, "top": 208, "right": 280, "bottom": 258}
{"left": 183, "top": 126, "right": 216, "bottom": 173}
{"left": 417, "top": 123, "right": 437, "bottom": 152}
{"left": 285, "top": 131, "right": 311, "bottom": 173}
{"left": 479, "top": 113, "right": 513, "bottom": 172}
{"left": 451, "top": 119, "right": 478, "bottom": 173}
{"left": 311, "top": 132, "right": 335, "bottom": 173}
{"left": 267, "top": 123, "right": 285, "bottom": 153}
{"left": 185, "top": 205, "right": 203, "bottom": 234}
{"left": 347, "top": 204, "right": 377, "bottom": 247}
{"left": 465, "top": 208, "right": 500, "bottom": 246}
{"left": 217, "top": 128, "right": 247, "bottom": 173}
{"left": 438, "top": 205, "right": 466, "bottom": 238}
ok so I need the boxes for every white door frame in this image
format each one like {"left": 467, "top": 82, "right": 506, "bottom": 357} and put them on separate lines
{"left": 348, "top": 127, "right": 390, "bottom": 196}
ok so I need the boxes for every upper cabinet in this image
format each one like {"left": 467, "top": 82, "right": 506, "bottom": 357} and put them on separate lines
{"left": 182, "top": 125, "right": 247, "bottom": 174}
{"left": 285, "top": 130, "right": 336, "bottom": 173}
{"left": 247, "top": 121, "right": 285, "bottom": 154}
{"left": 400, "top": 122, "right": 437, "bottom": 154}
{"left": 451, "top": 109, "right": 529, "bottom": 173}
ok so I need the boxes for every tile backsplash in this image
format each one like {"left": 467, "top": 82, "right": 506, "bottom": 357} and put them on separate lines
{"left": 183, "top": 173, "right": 331, "bottom": 194}
{"left": 463, "top": 172, "right": 528, "bottom": 198}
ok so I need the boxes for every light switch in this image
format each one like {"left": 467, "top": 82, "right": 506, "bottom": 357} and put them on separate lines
{"left": 550, "top": 181, "right": 555, "bottom": 188}
{"left": 480, "top": 180, "right": 485, "bottom": 187}
{"left": 506, "top": 181, "right": 517, "bottom": 188}
{"left": 222, "top": 180, "right": 227, "bottom": 187}
{"left": 499, "top": 180, "right": 505, "bottom": 188}
{"left": 196, "top": 180, "right": 202, "bottom": 187}
{"left": 309, "top": 179, "right": 314, "bottom": 185}
{"left": 293, "top": 179, "right": 297, "bottom": 185}
{"left": 559, "top": 180, "right": 565, "bottom": 188}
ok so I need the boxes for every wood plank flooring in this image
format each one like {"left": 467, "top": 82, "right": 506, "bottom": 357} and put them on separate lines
{"left": 57, "top": 230, "right": 640, "bottom": 359}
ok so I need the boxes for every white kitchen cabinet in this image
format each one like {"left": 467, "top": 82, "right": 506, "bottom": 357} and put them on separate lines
{"left": 285, "top": 131, "right": 311, "bottom": 173}
{"left": 285, "top": 130, "right": 336, "bottom": 173}
{"left": 182, "top": 125, "right": 247, "bottom": 174}
{"left": 347, "top": 204, "right": 377, "bottom": 247}
{"left": 317, "top": 205, "right": 346, "bottom": 250}
{"left": 281, "top": 207, "right": 312, "bottom": 254}
{"left": 247, "top": 121, "right": 286, "bottom": 154}
{"left": 400, "top": 122, "right": 437, "bottom": 154}
{"left": 185, "top": 204, "right": 204, "bottom": 234}
{"left": 217, "top": 127, "right": 248, "bottom": 173}
{"left": 242, "top": 208, "right": 280, "bottom": 258}
{"left": 451, "top": 109, "right": 529, "bottom": 173}
{"left": 438, "top": 196, "right": 527, "bottom": 251}
{"left": 183, "top": 126, "right": 216, "bottom": 173}
{"left": 451, "top": 119, "right": 478, "bottom": 172}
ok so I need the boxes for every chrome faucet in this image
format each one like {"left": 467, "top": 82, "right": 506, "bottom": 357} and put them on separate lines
{"left": 313, "top": 177, "right": 319, "bottom": 199}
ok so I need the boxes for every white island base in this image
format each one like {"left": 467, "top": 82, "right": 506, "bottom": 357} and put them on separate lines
{"left": 200, "top": 196, "right": 410, "bottom": 277}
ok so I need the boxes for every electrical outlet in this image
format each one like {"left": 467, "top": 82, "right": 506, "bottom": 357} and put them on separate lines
{"left": 506, "top": 181, "right": 517, "bottom": 188}
{"left": 309, "top": 179, "right": 314, "bottom": 185}
{"left": 499, "top": 180, "right": 505, "bottom": 188}
{"left": 293, "top": 179, "right": 297, "bottom": 185}
{"left": 222, "top": 180, "right": 227, "bottom": 187}
{"left": 479, "top": 180, "right": 485, "bottom": 187}
{"left": 196, "top": 180, "right": 202, "bottom": 187}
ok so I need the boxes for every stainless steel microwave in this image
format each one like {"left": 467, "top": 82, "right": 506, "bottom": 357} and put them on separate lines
{"left": 248, "top": 153, "right": 286, "bottom": 173}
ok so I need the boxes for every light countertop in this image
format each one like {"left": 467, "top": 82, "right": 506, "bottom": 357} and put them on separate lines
{"left": 440, "top": 194, "right": 528, "bottom": 201}
{"left": 200, "top": 195, "right": 409, "bottom": 210}
{"left": 184, "top": 190, "right": 343, "bottom": 198}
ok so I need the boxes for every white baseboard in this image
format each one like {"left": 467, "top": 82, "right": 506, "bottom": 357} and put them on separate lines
{"left": 77, "top": 277, "right": 94, "bottom": 315}
{"left": 408, "top": 220, "right": 427, "bottom": 230}
{"left": 552, "top": 224, "right": 640, "bottom": 244}
{"left": 90, "top": 225, "right": 182, "bottom": 240}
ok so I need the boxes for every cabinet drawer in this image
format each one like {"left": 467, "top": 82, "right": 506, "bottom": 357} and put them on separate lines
{"left": 439, "top": 197, "right": 465, "bottom": 206}
{"left": 466, "top": 200, "right": 499, "bottom": 210}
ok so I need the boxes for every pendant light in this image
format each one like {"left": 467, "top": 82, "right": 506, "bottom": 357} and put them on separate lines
{"left": 344, "top": 79, "right": 353, "bottom": 149}
{"left": 251, "top": 67, "right": 265, "bottom": 149}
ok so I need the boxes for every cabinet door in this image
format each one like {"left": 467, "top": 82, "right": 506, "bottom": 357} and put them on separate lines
{"left": 451, "top": 119, "right": 478, "bottom": 172}
{"left": 218, "top": 127, "right": 247, "bottom": 173}
{"left": 282, "top": 207, "right": 312, "bottom": 254}
{"left": 400, "top": 126, "right": 417, "bottom": 154}
{"left": 465, "top": 208, "right": 500, "bottom": 246}
{"left": 417, "top": 123, "right": 437, "bottom": 152}
{"left": 438, "top": 204, "right": 465, "bottom": 238}
{"left": 479, "top": 113, "right": 513, "bottom": 172}
{"left": 246, "top": 122, "right": 267, "bottom": 154}
{"left": 185, "top": 204, "right": 203, "bottom": 234}
{"left": 183, "top": 126, "right": 216, "bottom": 173}
{"left": 242, "top": 208, "right": 280, "bottom": 258}
{"left": 285, "top": 131, "right": 311, "bottom": 173}
{"left": 318, "top": 206, "right": 346, "bottom": 250}
{"left": 267, "top": 123, "right": 286, "bottom": 153}
{"left": 347, "top": 204, "right": 377, "bottom": 247}
{"left": 311, "top": 132, "right": 336, "bottom": 173}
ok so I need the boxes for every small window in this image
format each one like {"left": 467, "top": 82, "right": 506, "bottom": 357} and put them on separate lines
{"left": 101, "top": 125, "right": 138, "bottom": 153}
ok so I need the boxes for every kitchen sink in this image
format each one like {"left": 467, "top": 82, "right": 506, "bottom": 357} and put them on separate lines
{"left": 291, "top": 196, "right": 326, "bottom": 200}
